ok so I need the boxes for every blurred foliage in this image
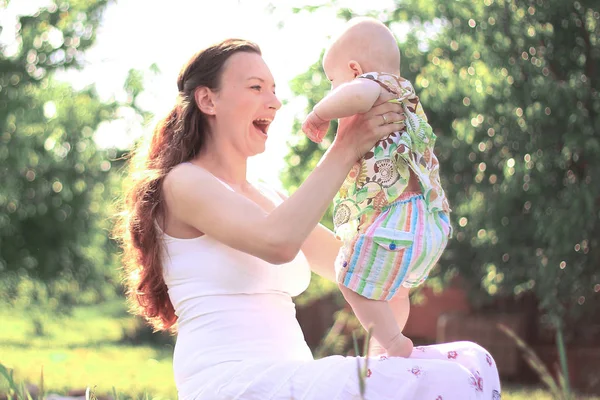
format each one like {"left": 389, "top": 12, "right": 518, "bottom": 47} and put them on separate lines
{"left": 283, "top": 0, "right": 599, "bottom": 341}
{"left": 0, "top": 0, "right": 146, "bottom": 314}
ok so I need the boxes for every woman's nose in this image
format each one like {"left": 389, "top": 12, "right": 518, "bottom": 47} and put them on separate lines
{"left": 268, "top": 92, "right": 282, "bottom": 110}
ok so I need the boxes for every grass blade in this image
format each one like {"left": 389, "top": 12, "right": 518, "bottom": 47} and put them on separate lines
{"left": 554, "top": 317, "right": 572, "bottom": 398}
{"left": 352, "top": 331, "right": 366, "bottom": 399}
{"left": 497, "top": 323, "right": 563, "bottom": 398}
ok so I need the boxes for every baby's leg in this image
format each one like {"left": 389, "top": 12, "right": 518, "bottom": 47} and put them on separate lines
{"left": 390, "top": 286, "right": 411, "bottom": 331}
{"left": 369, "top": 286, "right": 412, "bottom": 355}
{"left": 339, "top": 284, "right": 413, "bottom": 358}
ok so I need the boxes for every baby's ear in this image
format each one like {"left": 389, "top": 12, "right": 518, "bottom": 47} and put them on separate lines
{"left": 348, "top": 60, "right": 363, "bottom": 77}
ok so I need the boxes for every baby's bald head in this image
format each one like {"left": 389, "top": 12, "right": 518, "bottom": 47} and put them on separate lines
{"left": 323, "top": 17, "right": 400, "bottom": 81}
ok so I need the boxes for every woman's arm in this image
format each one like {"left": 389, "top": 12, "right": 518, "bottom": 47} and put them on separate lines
{"left": 299, "top": 223, "right": 340, "bottom": 281}
{"left": 163, "top": 146, "right": 353, "bottom": 265}
{"left": 163, "top": 102, "right": 404, "bottom": 265}
{"left": 272, "top": 189, "right": 340, "bottom": 281}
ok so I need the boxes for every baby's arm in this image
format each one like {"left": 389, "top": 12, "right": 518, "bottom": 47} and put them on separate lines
{"left": 303, "top": 78, "right": 382, "bottom": 142}
{"left": 314, "top": 78, "right": 382, "bottom": 120}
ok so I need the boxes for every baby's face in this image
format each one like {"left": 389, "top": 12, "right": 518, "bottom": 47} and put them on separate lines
{"left": 323, "top": 53, "right": 356, "bottom": 89}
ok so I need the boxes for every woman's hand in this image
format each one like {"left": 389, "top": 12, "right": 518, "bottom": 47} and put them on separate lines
{"left": 333, "top": 101, "right": 405, "bottom": 161}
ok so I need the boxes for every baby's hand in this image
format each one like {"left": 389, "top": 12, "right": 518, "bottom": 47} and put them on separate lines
{"left": 302, "top": 111, "right": 329, "bottom": 143}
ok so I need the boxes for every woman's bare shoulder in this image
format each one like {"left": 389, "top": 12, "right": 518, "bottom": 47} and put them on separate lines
{"left": 165, "top": 163, "right": 230, "bottom": 190}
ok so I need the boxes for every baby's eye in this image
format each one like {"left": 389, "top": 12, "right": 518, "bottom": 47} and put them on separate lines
{"left": 251, "top": 85, "right": 262, "bottom": 91}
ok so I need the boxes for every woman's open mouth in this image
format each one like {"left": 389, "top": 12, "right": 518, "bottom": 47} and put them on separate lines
{"left": 253, "top": 118, "right": 272, "bottom": 136}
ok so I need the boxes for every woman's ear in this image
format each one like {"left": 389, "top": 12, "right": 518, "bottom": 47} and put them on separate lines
{"left": 348, "top": 60, "right": 364, "bottom": 78}
{"left": 194, "top": 87, "right": 216, "bottom": 115}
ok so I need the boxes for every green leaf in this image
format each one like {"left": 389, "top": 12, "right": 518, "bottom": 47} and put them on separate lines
{"left": 387, "top": 185, "right": 398, "bottom": 199}
{"left": 355, "top": 188, "right": 369, "bottom": 203}
{"left": 374, "top": 145, "right": 384, "bottom": 158}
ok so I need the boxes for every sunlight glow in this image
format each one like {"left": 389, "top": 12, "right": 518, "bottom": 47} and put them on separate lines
{"left": 3, "top": 0, "right": 397, "bottom": 186}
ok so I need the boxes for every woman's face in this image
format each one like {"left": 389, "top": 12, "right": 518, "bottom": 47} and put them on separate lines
{"left": 212, "top": 51, "right": 282, "bottom": 156}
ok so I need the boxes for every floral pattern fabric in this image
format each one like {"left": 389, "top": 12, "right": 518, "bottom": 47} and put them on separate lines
{"left": 336, "top": 341, "right": 502, "bottom": 399}
{"left": 333, "top": 72, "right": 450, "bottom": 242}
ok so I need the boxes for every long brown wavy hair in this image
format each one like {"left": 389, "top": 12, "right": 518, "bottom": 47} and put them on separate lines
{"left": 114, "top": 39, "right": 262, "bottom": 332}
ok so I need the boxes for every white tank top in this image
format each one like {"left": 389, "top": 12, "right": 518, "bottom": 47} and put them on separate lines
{"left": 160, "top": 177, "right": 313, "bottom": 387}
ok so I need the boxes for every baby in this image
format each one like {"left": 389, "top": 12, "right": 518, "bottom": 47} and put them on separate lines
{"left": 302, "top": 17, "right": 452, "bottom": 357}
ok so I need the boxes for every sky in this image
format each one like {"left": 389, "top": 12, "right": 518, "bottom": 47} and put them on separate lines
{"left": 2, "top": 0, "right": 399, "bottom": 186}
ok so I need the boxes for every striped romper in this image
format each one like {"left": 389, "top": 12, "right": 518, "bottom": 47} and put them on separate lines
{"left": 334, "top": 72, "right": 452, "bottom": 301}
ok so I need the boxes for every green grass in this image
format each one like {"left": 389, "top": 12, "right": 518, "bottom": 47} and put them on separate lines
{"left": 0, "top": 301, "right": 177, "bottom": 399}
{"left": 1, "top": 301, "right": 598, "bottom": 400}
{"left": 502, "top": 385, "right": 600, "bottom": 400}
{"left": 502, "top": 386, "right": 559, "bottom": 399}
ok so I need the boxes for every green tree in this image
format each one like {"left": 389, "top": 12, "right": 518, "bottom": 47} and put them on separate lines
{"left": 282, "top": 0, "right": 599, "bottom": 347}
{"left": 0, "top": 0, "right": 141, "bottom": 311}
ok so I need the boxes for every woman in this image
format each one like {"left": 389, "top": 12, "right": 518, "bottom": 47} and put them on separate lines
{"left": 116, "top": 39, "right": 501, "bottom": 399}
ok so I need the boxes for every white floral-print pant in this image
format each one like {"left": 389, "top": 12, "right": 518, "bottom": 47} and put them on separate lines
{"left": 338, "top": 341, "right": 502, "bottom": 400}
